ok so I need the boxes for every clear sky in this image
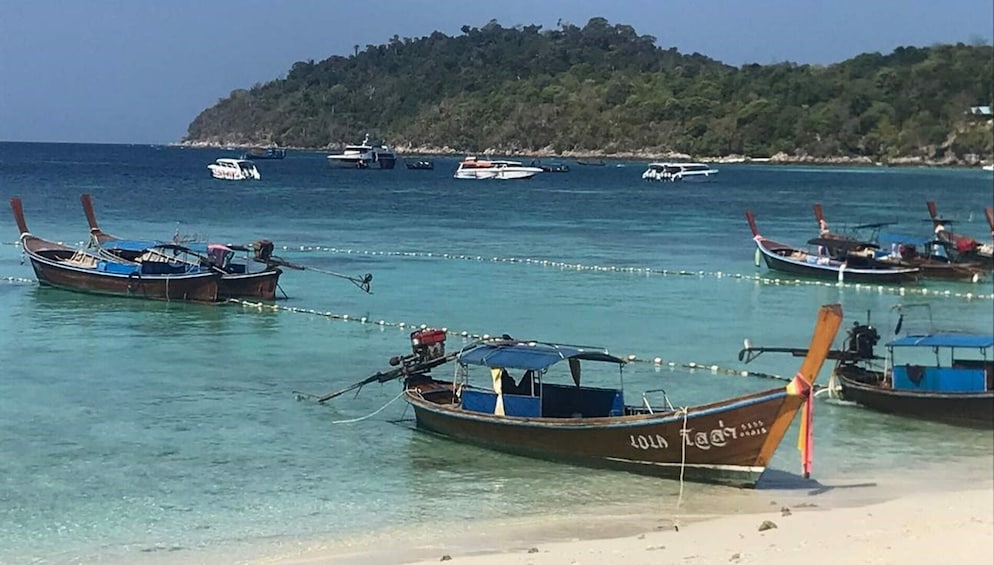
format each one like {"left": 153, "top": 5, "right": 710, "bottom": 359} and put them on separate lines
{"left": 1, "top": 0, "right": 991, "bottom": 144}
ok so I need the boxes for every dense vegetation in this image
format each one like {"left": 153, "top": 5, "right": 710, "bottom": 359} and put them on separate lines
{"left": 185, "top": 18, "right": 994, "bottom": 162}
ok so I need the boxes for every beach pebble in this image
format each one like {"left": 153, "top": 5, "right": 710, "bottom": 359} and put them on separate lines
{"left": 758, "top": 520, "right": 778, "bottom": 531}
{"left": 781, "top": 506, "right": 792, "bottom": 516}
{"left": 440, "top": 555, "right": 451, "bottom": 561}
{"left": 527, "top": 547, "right": 539, "bottom": 554}
{"left": 730, "top": 552, "right": 741, "bottom": 562}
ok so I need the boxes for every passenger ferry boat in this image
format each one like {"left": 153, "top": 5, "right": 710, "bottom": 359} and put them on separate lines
{"left": 326, "top": 134, "right": 397, "bottom": 169}
{"left": 208, "top": 158, "right": 261, "bottom": 180}
{"left": 642, "top": 162, "right": 718, "bottom": 182}
{"left": 454, "top": 156, "right": 543, "bottom": 180}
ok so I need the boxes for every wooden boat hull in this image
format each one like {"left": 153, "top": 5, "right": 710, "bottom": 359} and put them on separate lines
{"left": 837, "top": 372, "right": 993, "bottom": 429}
{"left": 81, "top": 194, "right": 281, "bottom": 300}
{"left": 92, "top": 247, "right": 281, "bottom": 300}
{"left": 24, "top": 245, "right": 219, "bottom": 302}
{"left": 754, "top": 237, "right": 919, "bottom": 284}
{"left": 12, "top": 197, "right": 220, "bottom": 302}
{"left": 216, "top": 269, "right": 281, "bottom": 300}
{"left": 405, "top": 381, "right": 805, "bottom": 487}
{"left": 913, "top": 261, "right": 984, "bottom": 281}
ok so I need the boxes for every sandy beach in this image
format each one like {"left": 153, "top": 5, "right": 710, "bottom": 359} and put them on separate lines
{"left": 240, "top": 455, "right": 993, "bottom": 565}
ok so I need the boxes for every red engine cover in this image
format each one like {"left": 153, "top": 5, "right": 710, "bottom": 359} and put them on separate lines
{"left": 412, "top": 328, "right": 446, "bottom": 345}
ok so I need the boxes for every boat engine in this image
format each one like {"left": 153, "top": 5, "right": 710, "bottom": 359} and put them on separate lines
{"left": 410, "top": 328, "right": 446, "bottom": 363}
{"left": 846, "top": 322, "right": 879, "bottom": 360}
{"left": 252, "top": 240, "right": 274, "bottom": 263}
{"left": 388, "top": 328, "right": 447, "bottom": 373}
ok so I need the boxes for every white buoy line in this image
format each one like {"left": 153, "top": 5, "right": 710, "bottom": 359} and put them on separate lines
{"left": 4, "top": 241, "right": 992, "bottom": 301}
{"left": 266, "top": 244, "right": 994, "bottom": 302}
{"left": 227, "top": 298, "right": 810, "bottom": 387}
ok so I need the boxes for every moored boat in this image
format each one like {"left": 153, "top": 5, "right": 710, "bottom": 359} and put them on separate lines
{"left": 454, "top": 156, "right": 543, "bottom": 180}
{"left": 812, "top": 203, "right": 984, "bottom": 282}
{"left": 326, "top": 134, "right": 397, "bottom": 169}
{"left": 926, "top": 201, "right": 994, "bottom": 270}
{"left": 746, "top": 210, "right": 920, "bottom": 284}
{"left": 10, "top": 198, "right": 220, "bottom": 303}
{"left": 208, "top": 158, "right": 261, "bottom": 180}
{"left": 404, "top": 158, "right": 434, "bottom": 170}
{"left": 529, "top": 160, "right": 570, "bottom": 173}
{"left": 642, "top": 162, "right": 718, "bottom": 182}
{"left": 240, "top": 147, "right": 286, "bottom": 160}
{"left": 317, "top": 304, "right": 844, "bottom": 486}
{"left": 81, "top": 194, "right": 282, "bottom": 300}
{"left": 740, "top": 306, "right": 993, "bottom": 429}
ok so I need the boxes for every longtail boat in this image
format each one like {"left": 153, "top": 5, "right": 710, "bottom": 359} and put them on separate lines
{"left": 740, "top": 305, "right": 993, "bottom": 429}
{"left": 317, "top": 304, "right": 844, "bottom": 487}
{"left": 747, "top": 210, "right": 920, "bottom": 284}
{"left": 10, "top": 198, "right": 220, "bottom": 302}
{"left": 81, "top": 194, "right": 282, "bottom": 300}
{"left": 812, "top": 203, "right": 984, "bottom": 282}
{"left": 926, "top": 201, "right": 994, "bottom": 270}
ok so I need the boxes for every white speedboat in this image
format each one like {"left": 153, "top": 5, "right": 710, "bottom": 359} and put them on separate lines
{"left": 641, "top": 162, "right": 718, "bottom": 182}
{"left": 982, "top": 164, "right": 994, "bottom": 171}
{"left": 208, "top": 158, "right": 261, "bottom": 180}
{"left": 454, "top": 156, "right": 543, "bottom": 180}
{"left": 326, "top": 134, "right": 397, "bottom": 169}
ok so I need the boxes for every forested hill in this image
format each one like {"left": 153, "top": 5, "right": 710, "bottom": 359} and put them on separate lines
{"left": 184, "top": 18, "right": 994, "bottom": 162}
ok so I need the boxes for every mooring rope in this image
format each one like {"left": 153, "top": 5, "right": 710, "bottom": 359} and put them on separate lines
{"left": 327, "top": 389, "right": 407, "bottom": 424}
{"left": 671, "top": 406, "right": 690, "bottom": 532}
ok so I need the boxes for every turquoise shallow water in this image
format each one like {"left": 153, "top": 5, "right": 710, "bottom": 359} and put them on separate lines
{"left": 0, "top": 142, "right": 992, "bottom": 562}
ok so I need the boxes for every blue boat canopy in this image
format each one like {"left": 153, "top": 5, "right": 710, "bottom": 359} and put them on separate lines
{"left": 458, "top": 342, "right": 626, "bottom": 371}
{"left": 889, "top": 334, "right": 994, "bottom": 349}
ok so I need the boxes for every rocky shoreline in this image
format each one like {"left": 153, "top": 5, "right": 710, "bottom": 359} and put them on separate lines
{"left": 174, "top": 140, "right": 994, "bottom": 169}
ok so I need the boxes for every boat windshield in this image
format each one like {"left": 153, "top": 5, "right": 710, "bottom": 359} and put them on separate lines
{"left": 683, "top": 164, "right": 712, "bottom": 172}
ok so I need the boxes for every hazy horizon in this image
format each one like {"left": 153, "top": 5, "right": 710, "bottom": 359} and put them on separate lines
{"left": 1, "top": 0, "right": 991, "bottom": 144}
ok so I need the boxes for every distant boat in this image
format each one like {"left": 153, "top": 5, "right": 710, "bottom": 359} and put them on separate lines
{"left": 982, "top": 164, "right": 993, "bottom": 171}
{"left": 529, "top": 160, "right": 570, "bottom": 173}
{"left": 326, "top": 134, "right": 397, "bottom": 169}
{"left": 404, "top": 158, "right": 434, "bottom": 170}
{"left": 642, "top": 162, "right": 718, "bottom": 182}
{"left": 240, "top": 147, "right": 286, "bottom": 160}
{"left": 454, "top": 156, "right": 543, "bottom": 180}
{"left": 576, "top": 159, "right": 606, "bottom": 167}
{"left": 208, "top": 158, "right": 260, "bottom": 180}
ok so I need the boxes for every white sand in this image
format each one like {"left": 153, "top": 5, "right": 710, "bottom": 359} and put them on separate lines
{"left": 248, "top": 474, "right": 993, "bottom": 565}
{"left": 396, "top": 487, "right": 994, "bottom": 565}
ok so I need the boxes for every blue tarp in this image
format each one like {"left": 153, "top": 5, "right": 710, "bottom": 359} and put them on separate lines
{"left": 889, "top": 334, "right": 994, "bottom": 349}
{"left": 875, "top": 231, "right": 932, "bottom": 252}
{"left": 458, "top": 342, "right": 625, "bottom": 370}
